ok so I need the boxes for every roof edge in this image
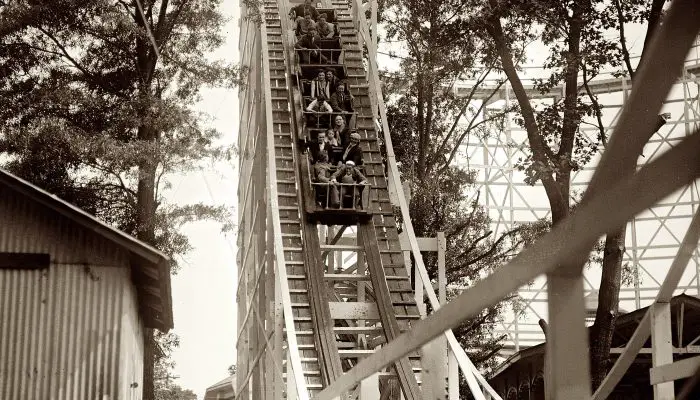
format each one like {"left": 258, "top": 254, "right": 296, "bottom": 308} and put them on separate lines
{"left": 0, "top": 170, "right": 169, "bottom": 264}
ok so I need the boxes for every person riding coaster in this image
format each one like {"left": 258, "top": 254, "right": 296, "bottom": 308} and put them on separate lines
{"left": 330, "top": 160, "right": 369, "bottom": 210}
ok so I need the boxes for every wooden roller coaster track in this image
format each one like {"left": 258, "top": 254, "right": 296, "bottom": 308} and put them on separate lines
{"left": 237, "top": 0, "right": 700, "bottom": 399}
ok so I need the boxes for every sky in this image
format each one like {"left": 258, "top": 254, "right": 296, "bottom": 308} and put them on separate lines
{"left": 164, "top": 2, "right": 240, "bottom": 398}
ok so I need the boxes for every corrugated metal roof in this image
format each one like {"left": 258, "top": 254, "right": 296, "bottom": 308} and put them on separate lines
{"left": 204, "top": 375, "right": 235, "bottom": 399}
{"left": 0, "top": 169, "right": 173, "bottom": 331}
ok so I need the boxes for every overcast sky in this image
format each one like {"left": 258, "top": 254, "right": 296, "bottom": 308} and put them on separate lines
{"left": 165, "top": 2, "right": 240, "bottom": 398}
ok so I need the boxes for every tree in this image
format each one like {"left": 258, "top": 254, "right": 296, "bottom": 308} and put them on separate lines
{"left": 1, "top": 1, "right": 239, "bottom": 398}
{"left": 380, "top": 1, "right": 544, "bottom": 394}
{"left": 476, "top": 0, "right": 669, "bottom": 390}
{"left": 154, "top": 332, "right": 197, "bottom": 400}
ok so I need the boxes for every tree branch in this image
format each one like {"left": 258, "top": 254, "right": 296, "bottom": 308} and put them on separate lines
{"left": 613, "top": 0, "right": 635, "bottom": 79}
{"left": 581, "top": 63, "right": 607, "bottom": 147}
{"left": 35, "top": 27, "right": 93, "bottom": 78}
{"left": 460, "top": 227, "right": 524, "bottom": 268}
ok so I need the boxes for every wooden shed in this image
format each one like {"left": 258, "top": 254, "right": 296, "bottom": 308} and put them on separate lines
{"left": 488, "top": 295, "right": 700, "bottom": 399}
{"left": 0, "top": 169, "right": 173, "bottom": 400}
{"left": 204, "top": 375, "right": 235, "bottom": 400}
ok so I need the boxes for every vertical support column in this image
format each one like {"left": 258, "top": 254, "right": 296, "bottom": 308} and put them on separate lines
{"left": 357, "top": 230, "right": 367, "bottom": 347}
{"left": 327, "top": 226, "right": 336, "bottom": 271}
{"left": 651, "top": 302, "right": 674, "bottom": 399}
{"left": 438, "top": 232, "right": 446, "bottom": 305}
{"left": 251, "top": 231, "right": 261, "bottom": 399}
{"left": 360, "top": 373, "right": 380, "bottom": 400}
{"left": 421, "top": 337, "right": 447, "bottom": 400}
{"left": 255, "top": 217, "right": 267, "bottom": 398}
{"left": 438, "top": 231, "right": 458, "bottom": 400}
{"left": 546, "top": 273, "right": 591, "bottom": 400}
{"left": 273, "top": 238, "right": 285, "bottom": 400}
{"left": 265, "top": 219, "right": 276, "bottom": 400}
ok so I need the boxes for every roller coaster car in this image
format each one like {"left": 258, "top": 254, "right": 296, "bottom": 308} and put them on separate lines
{"left": 301, "top": 155, "right": 371, "bottom": 225}
{"left": 295, "top": 38, "right": 346, "bottom": 76}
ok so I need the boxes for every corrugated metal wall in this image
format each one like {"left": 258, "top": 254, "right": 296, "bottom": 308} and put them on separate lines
{"left": 0, "top": 187, "right": 129, "bottom": 267}
{"left": 119, "top": 280, "right": 144, "bottom": 400}
{"left": 0, "top": 265, "right": 145, "bottom": 400}
{"left": 0, "top": 189, "right": 145, "bottom": 399}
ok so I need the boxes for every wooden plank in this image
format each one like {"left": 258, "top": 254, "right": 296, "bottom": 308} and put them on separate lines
{"left": 649, "top": 355, "right": 700, "bottom": 385}
{"left": 329, "top": 302, "right": 379, "bottom": 320}
{"left": 301, "top": 222, "right": 345, "bottom": 386}
{"left": 316, "top": 126, "right": 700, "bottom": 400}
{"left": 359, "top": 222, "right": 422, "bottom": 400}
{"left": 651, "top": 302, "right": 675, "bottom": 399}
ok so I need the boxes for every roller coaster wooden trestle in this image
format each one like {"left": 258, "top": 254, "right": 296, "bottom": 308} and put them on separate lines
{"left": 237, "top": 0, "right": 700, "bottom": 398}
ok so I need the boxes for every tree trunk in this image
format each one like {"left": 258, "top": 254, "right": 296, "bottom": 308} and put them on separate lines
{"left": 641, "top": 0, "right": 667, "bottom": 65}
{"left": 589, "top": 229, "right": 625, "bottom": 390}
{"left": 143, "top": 329, "right": 157, "bottom": 399}
{"left": 588, "top": 3, "right": 670, "bottom": 384}
{"left": 483, "top": 3, "right": 567, "bottom": 222}
{"left": 137, "top": 130, "right": 159, "bottom": 400}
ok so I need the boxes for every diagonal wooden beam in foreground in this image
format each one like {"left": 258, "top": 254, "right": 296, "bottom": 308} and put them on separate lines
{"left": 315, "top": 1, "right": 700, "bottom": 398}
{"left": 544, "top": 1, "right": 700, "bottom": 397}
{"left": 316, "top": 127, "right": 700, "bottom": 399}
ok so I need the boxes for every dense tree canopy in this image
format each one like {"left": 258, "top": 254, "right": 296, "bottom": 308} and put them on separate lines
{"left": 381, "top": 0, "right": 670, "bottom": 392}
{"left": 380, "top": 0, "right": 546, "bottom": 384}
{"left": 1, "top": 1, "right": 239, "bottom": 398}
{"left": 1, "top": 0, "right": 238, "bottom": 258}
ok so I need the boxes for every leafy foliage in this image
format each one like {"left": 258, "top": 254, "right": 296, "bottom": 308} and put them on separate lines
{"left": 154, "top": 332, "right": 197, "bottom": 400}
{"left": 476, "top": 0, "right": 670, "bottom": 390}
{"left": 0, "top": 0, "right": 238, "bottom": 268}
{"left": 1, "top": 1, "right": 239, "bottom": 398}
{"left": 380, "top": 0, "right": 544, "bottom": 389}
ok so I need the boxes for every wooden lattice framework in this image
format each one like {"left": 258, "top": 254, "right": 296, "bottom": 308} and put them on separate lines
{"left": 237, "top": 0, "right": 700, "bottom": 398}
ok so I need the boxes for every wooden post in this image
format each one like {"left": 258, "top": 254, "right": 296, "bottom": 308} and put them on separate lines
{"left": 438, "top": 232, "right": 446, "bottom": 305}
{"left": 546, "top": 273, "right": 591, "bottom": 400}
{"left": 287, "top": 352, "right": 298, "bottom": 400}
{"left": 357, "top": 230, "right": 366, "bottom": 347}
{"left": 274, "top": 252, "right": 284, "bottom": 400}
{"left": 651, "top": 302, "right": 675, "bottom": 399}
{"left": 422, "top": 337, "right": 447, "bottom": 400}
{"left": 360, "top": 373, "right": 380, "bottom": 399}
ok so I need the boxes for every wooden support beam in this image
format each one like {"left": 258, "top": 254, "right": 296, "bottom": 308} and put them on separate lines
{"left": 359, "top": 223, "right": 422, "bottom": 400}
{"left": 301, "top": 222, "right": 345, "bottom": 387}
{"left": 360, "top": 373, "right": 380, "bottom": 400}
{"left": 316, "top": 127, "right": 700, "bottom": 400}
{"left": 593, "top": 207, "right": 700, "bottom": 400}
{"left": 650, "top": 355, "right": 700, "bottom": 385}
{"left": 261, "top": 8, "right": 309, "bottom": 397}
{"left": 652, "top": 302, "right": 675, "bottom": 399}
